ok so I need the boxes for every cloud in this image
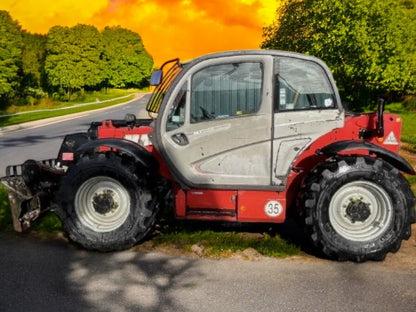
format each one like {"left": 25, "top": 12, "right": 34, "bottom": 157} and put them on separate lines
{"left": 3, "top": 0, "right": 108, "bottom": 33}
{"left": 1, "top": 0, "right": 281, "bottom": 65}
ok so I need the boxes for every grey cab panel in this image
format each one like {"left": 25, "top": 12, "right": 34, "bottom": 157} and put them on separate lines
{"left": 156, "top": 52, "right": 343, "bottom": 189}
{"left": 272, "top": 56, "right": 344, "bottom": 186}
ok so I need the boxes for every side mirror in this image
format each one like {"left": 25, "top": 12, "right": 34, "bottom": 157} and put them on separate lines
{"left": 150, "top": 70, "right": 163, "bottom": 86}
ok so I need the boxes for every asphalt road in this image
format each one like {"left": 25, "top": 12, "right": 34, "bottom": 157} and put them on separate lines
{"left": 0, "top": 93, "right": 150, "bottom": 175}
{"left": 0, "top": 232, "right": 415, "bottom": 312}
{"left": 0, "top": 94, "right": 415, "bottom": 311}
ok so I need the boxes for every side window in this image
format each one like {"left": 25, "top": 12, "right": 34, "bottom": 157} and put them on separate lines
{"left": 274, "top": 57, "right": 336, "bottom": 112}
{"left": 190, "top": 62, "right": 263, "bottom": 122}
{"left": 166, "top": 82, "right": 187, "bottom": 131}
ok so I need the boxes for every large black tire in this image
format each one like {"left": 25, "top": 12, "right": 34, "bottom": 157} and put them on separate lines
{"left": 302, "top": 156, "right": 415, "bottom": 262}
{"left": 55, "top": 153, "right": 160, "bottom": 251}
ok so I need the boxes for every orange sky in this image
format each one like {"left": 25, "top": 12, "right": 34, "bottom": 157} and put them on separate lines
{"left": 2, "top": 0, "right": 281, "bottom": 66}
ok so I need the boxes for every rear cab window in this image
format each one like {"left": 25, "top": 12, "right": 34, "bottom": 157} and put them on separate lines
{"left": 274, "top": 57, "right": 336, "bottom": 112}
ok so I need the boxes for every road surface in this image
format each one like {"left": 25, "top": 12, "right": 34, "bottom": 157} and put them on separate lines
{"left": 0, "top": 93, "right": 150, "bottom": 175}
{"left": 0, "top": 232, "right": 415, "bottom": 312}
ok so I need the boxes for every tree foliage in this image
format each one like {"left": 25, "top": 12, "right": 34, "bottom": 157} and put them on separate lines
{"left": 102, "top": 26, "right": 153, "bottom": 89}
{"left": 262, "top": 0, "right": 416, "bottom": 110}
{"left": 0, "top": 10, "right": 154, "bottom": 107}
{"left": 21, "top": 32, "right": 47, "bottom": 89}
{"left": 44, "top": 24, "right": 153, "bottom": 100}
{"left": 45, "top": 25, "right": 104, "bottom": 100}
{"left": 0, "top": 10, "right": 23, "bottom": 105}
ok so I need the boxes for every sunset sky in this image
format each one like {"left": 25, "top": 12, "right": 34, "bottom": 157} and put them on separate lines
{"left": 2, "top": 0, "right": 281, "bottom": 66}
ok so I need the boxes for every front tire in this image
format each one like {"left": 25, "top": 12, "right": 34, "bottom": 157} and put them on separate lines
{"left": 302, "top": 156, "right": 415, "bottom": 262}
{"left": 55, "top": 154, "right": 159, "bottom": 251}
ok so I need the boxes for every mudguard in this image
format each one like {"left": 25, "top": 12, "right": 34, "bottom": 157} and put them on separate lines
{"left": 76, "top": 138, "right": 159, "bottom": 172}
{"left": 320, "top": 140, "right": 415, "bottom": 175}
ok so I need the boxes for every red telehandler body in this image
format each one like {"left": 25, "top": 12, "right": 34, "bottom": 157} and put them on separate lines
{"left": 2, "top": 50, "right": 415, "bottom": 261}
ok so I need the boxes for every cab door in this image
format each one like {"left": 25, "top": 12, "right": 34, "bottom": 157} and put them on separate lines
{"left": 155, "top": 55, "right": 274, "bottom": 189}
{"left": 271, "top": 56, "right": 344, "bottom": 187}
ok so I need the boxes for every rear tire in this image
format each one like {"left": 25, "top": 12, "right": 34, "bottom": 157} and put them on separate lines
{"left": 55, "top": 153, "right": 159, "bottom": 251}
{"left": 302, "top": 156, "right": 415, "bottom": 262}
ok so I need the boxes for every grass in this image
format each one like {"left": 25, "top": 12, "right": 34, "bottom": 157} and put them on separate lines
{"left": 385, "top": 103, "right": 416, "bottom": 146}
{"left": 0, "top": 185, "right": 62, "bottom": 233}
{"left": 0, "top": 186, "right": 12, "bottom": 231}
{"left": 0, "top": 100, "right": 415, "bottom": 258}
{"left": 0, "top": 93, "right": 137, "bottom": 128}
{"left": 1, "top": 89, "right": 140, "bottom": 113}
{"left": 152, "top": 223, "right": 300, "bottom": 258}
{"left": 407, "top": 176, "right": 416, "bottom": 195}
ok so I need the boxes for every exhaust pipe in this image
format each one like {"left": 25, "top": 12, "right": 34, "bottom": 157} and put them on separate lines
{"left": 376, "top": 98, "right": 385, "bottom": 138}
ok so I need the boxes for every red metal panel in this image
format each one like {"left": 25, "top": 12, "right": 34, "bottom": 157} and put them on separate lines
{"left": 96, "top": 121, "right": 155, "bottom": 153}
{"left": 61, "top": 152, "right": 74, "bottom": 161}
{"left": 180, "top": 215, "right": 238, "bottom": 222}
{"left": 175, "top": 190, "right": 287, "bottom": 223}
{"left": 237, "top": 190, "right": 286, "bottom": 223}
{"left": 175, "top": 188, "right": 186, "bottom": 217}
{"left": 174, "top": 189, "right": 238, "bottom": 221}
{"left": 187, "top": 189, "right": 237, "bottom": 209}
{"left": 292, "top": 113, "right": 403, "bottom": 171}
{"left": 285, "top": 112, "right": 405, "bottom": 208}
{"left": 94, "top": 120, "right": 175, "bottom": 180}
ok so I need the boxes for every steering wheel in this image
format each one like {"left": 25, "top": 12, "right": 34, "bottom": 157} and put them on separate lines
{"left": 200, "top": 107, "right": 215, "bottom": 120}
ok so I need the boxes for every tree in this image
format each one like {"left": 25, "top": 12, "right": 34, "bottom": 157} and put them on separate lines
{"left": 45, "top": 24, "right": 103, "bottom": 100}
{"left": 101, "top": 26, "right": 153, "bottom": 89}
{"left": 262, "top": 0, "right": 416, "bottom": 110}
{"left": 21, "top": 32, "right": 47, "bottom": 89}
{"left": 0, "top": 10, "right": 155, "bottom": 105}
{"left": 0, "top": 10, "right": 23, "bottom": 107}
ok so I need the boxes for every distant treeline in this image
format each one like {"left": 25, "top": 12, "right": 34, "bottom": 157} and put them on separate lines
{"left": 0, "top": 10, "right": 153, "bottom": 108}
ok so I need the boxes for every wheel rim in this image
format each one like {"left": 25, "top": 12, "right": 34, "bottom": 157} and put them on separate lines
{"left": 75, "top": 176, "right": 130, "bottom": 233}
{"left": 328, "top": 181, "right": 393, "bottom": 242}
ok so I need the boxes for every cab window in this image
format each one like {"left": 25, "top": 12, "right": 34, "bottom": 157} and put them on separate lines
{"left": 274, "top": 57, "right": 336, "bottom": 111}
{"left": 190, "top": 62, "right": 263, "bottom": 122}
{"left": 166, "top": 82, "right": 187, "bottom": 131}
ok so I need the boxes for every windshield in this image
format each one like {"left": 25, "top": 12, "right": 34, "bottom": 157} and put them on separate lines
{"left": 146, "top": 59, "right": 183, "bottom": 118}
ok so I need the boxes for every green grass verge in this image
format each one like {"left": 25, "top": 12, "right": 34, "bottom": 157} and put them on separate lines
{"left": 0, "top": 185, "right": 62, "bottom": 233}
{"left": 1, "top": 89, "right": 141, "bottom": 113}
{"left": 152, "top": 225, "right": 300, "bottom": 258}
{"left": 0, "top": 186, "right": 12, "bottom": 232}
{"left": 385, "top": 103, "right": 416, "bottom": 146}
{"left": 0, "top": 94, "right": 136, "bottom": 128}
{"left": 401, "top": 112, "right": 416, "bottom": 147}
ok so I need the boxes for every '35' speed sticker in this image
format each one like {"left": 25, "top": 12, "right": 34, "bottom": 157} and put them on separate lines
{"left": 264, "top": 200, "right": 283, "bottom": 218}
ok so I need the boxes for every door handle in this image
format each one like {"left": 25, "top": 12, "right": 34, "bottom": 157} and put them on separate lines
{"left": 171, "top": 133, "right": 189, "bottom": 146}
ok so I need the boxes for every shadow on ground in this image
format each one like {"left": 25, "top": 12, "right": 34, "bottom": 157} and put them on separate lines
{"left": 0, "top": 232, "right": 200, "bottom": 312}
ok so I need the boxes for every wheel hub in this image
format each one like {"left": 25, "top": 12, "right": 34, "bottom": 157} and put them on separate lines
{"left": 345, "top": 198, "right": 371, "bottom": 223}
{"left": 92, "top": 190, "right": 119, "bottom": 215}
{"left": 75, "top": 176, "right": 130, "bottom": 233}
{"left": 329, "top": 180, "right": 393, "bottom": 242}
